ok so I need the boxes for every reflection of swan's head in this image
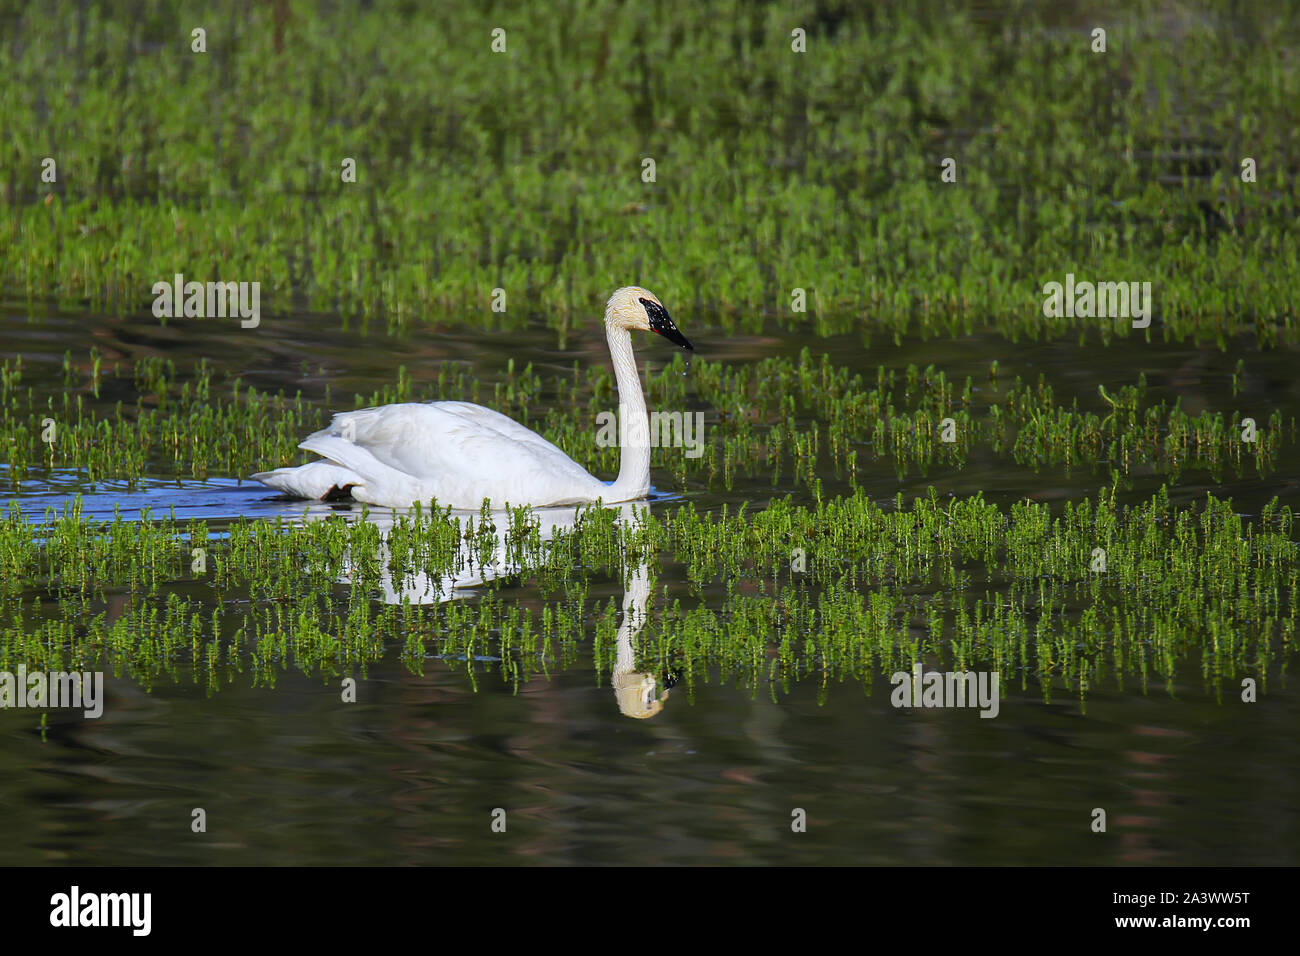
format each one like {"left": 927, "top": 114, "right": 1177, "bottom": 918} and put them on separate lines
{"left": 613, "top": 669, "right": 668, "bottom": 719}
{"left": 613, "top": 561, "right": 665, "bottom": 718}
{"left": 605, "top": 287, "right": 693, "bottom": 351}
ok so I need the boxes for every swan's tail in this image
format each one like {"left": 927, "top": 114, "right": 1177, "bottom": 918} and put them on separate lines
{"left": 256, "top": 408, "right": 435, "bottom": 506}
{"left": 250, "top": 460, "right": 361, "bottom": 499}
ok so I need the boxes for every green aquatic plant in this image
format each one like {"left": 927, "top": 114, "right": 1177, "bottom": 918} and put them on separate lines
{"left": 2, "top": 487, "right": 1294, "bottom": 706}
{"left": 2, "top": 350, "right": 1292, "bottom": 496}
{"left": 1, "top": 0, "right": 1296, "bottom": 344}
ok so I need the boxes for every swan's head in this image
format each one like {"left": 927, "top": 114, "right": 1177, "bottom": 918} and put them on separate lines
{"left": 613, "top": 669, "right": 669, "bottom": 719}
{"left": 605, "top": 286, "right": 693, "bottom": 351}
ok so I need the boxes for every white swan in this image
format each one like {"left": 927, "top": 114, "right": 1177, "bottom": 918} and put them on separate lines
{"left": 251, "top": 287, "right": 693, "bottom": 509}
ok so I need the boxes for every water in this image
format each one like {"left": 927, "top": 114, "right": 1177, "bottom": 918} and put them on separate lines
{"left": 2, "top": 303, "right": 1297, "bottom": 865}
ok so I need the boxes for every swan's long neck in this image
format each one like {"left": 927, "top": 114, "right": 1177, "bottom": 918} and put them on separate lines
{"left": 605, "top": 324, "right": 651, "bottom": 501}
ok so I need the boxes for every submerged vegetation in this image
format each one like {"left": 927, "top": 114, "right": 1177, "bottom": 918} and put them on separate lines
{"left": 1, "top": 0, "right": 1298, "bottom": 343}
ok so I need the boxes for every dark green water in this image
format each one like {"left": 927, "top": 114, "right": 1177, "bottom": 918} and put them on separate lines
{"left": 1, "top": 305, "right": 1297, "bottom": 865}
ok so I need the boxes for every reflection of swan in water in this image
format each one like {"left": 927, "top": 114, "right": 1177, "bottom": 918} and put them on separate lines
{"left": 332, "top": 503, "right": 612, "bottom": 604}
{"left": 611, "top": 563, "right": 669, "bottom": 719}
{"left": 296, "top": 499, "right": 670, "bottom": 718}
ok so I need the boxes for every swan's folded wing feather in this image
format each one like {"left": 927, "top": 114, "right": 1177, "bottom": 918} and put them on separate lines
{"left": 251, "top": 461, "right": 361, "bottom": 498}
{"left": 301, "top": 402, "right": 601, "bottom": 502}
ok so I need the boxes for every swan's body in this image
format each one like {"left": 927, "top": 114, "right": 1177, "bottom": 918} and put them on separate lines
{"left": 258, "top": 401, "right": 608, "bottom": 508}
{"left": 252, "top": 287, "right": 692, "bottom": 509}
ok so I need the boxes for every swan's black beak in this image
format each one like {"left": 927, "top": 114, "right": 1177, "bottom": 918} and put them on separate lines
{"left": 640, "top": 297, "right": 693, "bottom": 351}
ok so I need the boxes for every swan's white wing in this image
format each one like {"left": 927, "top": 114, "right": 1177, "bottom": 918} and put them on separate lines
{"left": 297, "top": 402, "right": 604, "bottom": 508}
{"left": 313, "top": 403, "right": 594, "bottom": 482}
{"left": 429, "top": 401, "right": 580, "bottom": 461}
